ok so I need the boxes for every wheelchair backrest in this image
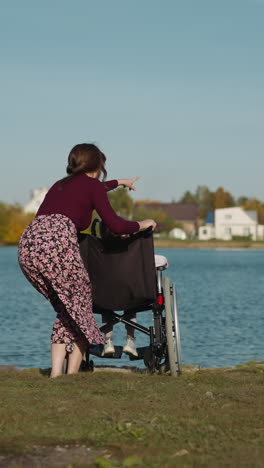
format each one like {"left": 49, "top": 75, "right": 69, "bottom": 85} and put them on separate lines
{"left": 79, "top": 230, "right": 157, "bottom": 311}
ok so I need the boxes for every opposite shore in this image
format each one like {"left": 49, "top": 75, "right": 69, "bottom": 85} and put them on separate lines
{"left": 154, "top": 239, "right": 264, "bottom": 249}
{"left": 2, "top": 239, "right": 264, "bottom": 249}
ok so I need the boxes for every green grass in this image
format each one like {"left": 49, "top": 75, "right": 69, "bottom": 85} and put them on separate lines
{"left": 0, "top": 363, "right": 264, "bottom": 467}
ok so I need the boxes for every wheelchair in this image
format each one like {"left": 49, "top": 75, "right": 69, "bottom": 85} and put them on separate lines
{"left": 78, "top": 221, "right": 182, "bottom": 377}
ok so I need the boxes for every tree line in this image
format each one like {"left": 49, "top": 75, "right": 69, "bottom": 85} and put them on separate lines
{"left": 0, "top": 202, "right": 34, "bottom": 245}
{"left": 179, "top": 185, "right": 264, "bottom": 223}
{"left": 1, "top": 185, "right": 264, "bottom": 245}
{"left": 108, "top": 186, "right": 264, "bottom": 228}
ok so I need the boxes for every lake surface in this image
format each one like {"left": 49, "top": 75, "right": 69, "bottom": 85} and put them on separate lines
{"left": 0, "top": 247, "right": 263, "bottom": 369}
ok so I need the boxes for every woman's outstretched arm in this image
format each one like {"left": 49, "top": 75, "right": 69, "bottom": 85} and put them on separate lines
{"left": 117, "top": 177, "right": 139, "bottom": 191}
{"left": 104, "top": 177, "right": 140, "bottom": 192}
{"left": 92, "top": 179, "right": 156, "bottom": 235}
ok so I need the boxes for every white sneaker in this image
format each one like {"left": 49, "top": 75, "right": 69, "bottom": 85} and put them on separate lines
{"left": 102, "top": 338, "right": 115, "bottom": 356}
{"left": 123, "top": 336, "right": 138, "bottom": 357}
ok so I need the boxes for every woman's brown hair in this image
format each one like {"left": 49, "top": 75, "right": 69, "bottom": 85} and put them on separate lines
{"left": 59, "top": 143, "right": 107, "bottom": 188}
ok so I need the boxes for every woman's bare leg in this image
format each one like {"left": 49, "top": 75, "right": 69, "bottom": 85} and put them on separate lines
{"left": 50, "top": 343, "right": 67, "bottom": 378}
{"left": 67, "top": 338, "right": 87, "bottom": 375}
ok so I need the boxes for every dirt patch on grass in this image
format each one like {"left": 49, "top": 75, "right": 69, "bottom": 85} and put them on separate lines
{"left": 0, "top": 445, "right": 110, "bottom": 467}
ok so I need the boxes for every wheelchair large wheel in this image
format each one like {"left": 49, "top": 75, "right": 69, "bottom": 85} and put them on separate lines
{"left": 172, "top": 282, "right": 182, "bottom": 374}
{"left": 163, "top": 276, "right": 182, "bottom": 376}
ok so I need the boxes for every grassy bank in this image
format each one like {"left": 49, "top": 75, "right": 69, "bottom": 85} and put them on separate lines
{"left": 1, "top": 363, "right": 264, "bottom": 467}
{"left": 154, "top": 239, "right": 264, "bottom": 249}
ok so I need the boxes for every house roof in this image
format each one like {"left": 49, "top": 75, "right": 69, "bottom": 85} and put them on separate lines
{"left": 206, "top": 211, "right": 214, "bottom": 225}
{"left": 245, "top": 210, "right": 257, "bottom": 222}
{"left": 136, "top": 202, "right": 199, "bottom": 221}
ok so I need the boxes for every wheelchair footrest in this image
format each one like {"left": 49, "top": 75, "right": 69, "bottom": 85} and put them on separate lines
{"left": 89, "top": 344, "right": 123, "bottom": 359}
{"left": 88, "top": 344, "right": 149, "bottom": 360}
{"left": 128, "top": 346, "right": 149, "bottom": 361}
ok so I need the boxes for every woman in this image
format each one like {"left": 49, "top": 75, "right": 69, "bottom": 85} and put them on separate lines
{"left": 18, "top": 143, "right": 156, "bottom": 377}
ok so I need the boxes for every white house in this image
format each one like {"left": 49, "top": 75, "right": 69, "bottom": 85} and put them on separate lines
{"left": 24, "top": 188, "right": 48, "bottom": 214}
{"left": 199, "top": 224, "right": 215, "bottom": 240}
{"left": 168, "top": 227, "right": 187, "bottom": 240}
{"left": 199, "top": 207, "right": 264, "bottom": 241}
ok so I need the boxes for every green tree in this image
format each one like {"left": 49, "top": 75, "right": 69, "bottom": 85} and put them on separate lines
{"left": 195, "top": 185, "right": 214, "bottom": 220}
{"left": 0, "top": 202, "right": 12, "bottom": 241}
{"left": 108, "top": 188, "right": 134, "bottom": 218}
{"left": 237, "top": 196, "right": 249, "bottom": 206}
{"left": 243, "top": 198, "right": 264, "bottom": 224}
{"left": 0, "top": 201, "right": 34, "bottom": 245}
{"left": 213, "top": 187, "right": 235, "bottom": 209}
{"left": 132, "top": 205, "right": 175, "bottom": 232}
{"left": 179, "top": 191, "right": 197, "bottom": 204}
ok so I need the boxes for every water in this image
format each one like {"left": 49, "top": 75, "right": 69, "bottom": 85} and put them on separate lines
{"left": 0, "top": 247, "right": 263, "bottom": 369}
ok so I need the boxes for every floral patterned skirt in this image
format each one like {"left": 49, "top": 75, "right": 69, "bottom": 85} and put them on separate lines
{"left": 18, "top": 214, "right": 105, "bottom": 352}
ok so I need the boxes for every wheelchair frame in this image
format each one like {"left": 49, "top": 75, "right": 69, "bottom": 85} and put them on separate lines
{"left": 83, "top": 265, "right": 182, "bottom": 377}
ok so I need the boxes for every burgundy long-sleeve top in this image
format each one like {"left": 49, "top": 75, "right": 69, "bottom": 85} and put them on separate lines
{"left": 36, "top": 174, "right": 140, "bottom": 234}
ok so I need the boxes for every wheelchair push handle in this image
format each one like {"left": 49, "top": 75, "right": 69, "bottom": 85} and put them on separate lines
{"left": 142, "top": 226, "right": 154, "bottom": 237}
{"left": 91, "top": 218, "right": 100, "bottom": 237}
{"left": 91, "top": 219, "right": 114, "bottom": 240}
{"left": 91, "top": 219, "right": 154, "bottom": 240}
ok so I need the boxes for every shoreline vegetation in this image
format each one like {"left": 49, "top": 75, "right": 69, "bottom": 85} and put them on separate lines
{"left": 153, "top": 239, "right": 264, "bottom": 249}
{"left": 2, "top": 239, "right": 264, "bottom": 249}
{"left": 0, "top": 362, "right": 263, "bottom": 467}
{"left": 2, "top": 184, "right": 264, "bottom": 248}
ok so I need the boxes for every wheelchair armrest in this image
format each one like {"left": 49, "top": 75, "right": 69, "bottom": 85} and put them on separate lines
{"left": 154, "top": 254, "right": 168, "bottom": 270}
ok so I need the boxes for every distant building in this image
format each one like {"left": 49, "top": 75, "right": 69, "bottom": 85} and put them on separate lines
{"left": 136, "top": 202, "right": 199, "bottom": 238}
{"left": 199, "top": 211, "right": 215, "bottom": 240}
{"left": 199, "top": 207, "right": 264, "bottom": 241}
{"left": 168, "top": 227, "right": 187, "bottom": 240}
{"left": 24, "top": 188, "right": 48, "bottom": 213}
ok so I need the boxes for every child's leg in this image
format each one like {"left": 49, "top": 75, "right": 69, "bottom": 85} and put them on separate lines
{"left": 125, "top": 313, "right": 137, "bottom": 337}
{"left": 102, "top": 310, "right": 114, "bottom": 339}
{"left": 101, "top": 310, "right": 115, "bottom": 355}
{"left": 123, "top": 313, "right": 138, "bottom": 356}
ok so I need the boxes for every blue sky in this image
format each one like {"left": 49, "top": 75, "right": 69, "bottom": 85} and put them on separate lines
{"left": 1, "top": 0, "right": 263, "bottom": 205}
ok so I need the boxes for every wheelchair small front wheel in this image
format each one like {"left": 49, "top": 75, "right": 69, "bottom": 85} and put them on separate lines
{"left": 163, "top": 276, "right": 180, "bottom": 377}
{"left": 80, "top": 359, "right": 94, "bottom": 372}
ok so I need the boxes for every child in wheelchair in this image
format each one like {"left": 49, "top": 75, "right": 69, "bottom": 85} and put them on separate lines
{"left": 101, "top": 254, "right": 168, "bottom": 358}
{"left": 101, "top": 310, "right": 138, "bottom": 357}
